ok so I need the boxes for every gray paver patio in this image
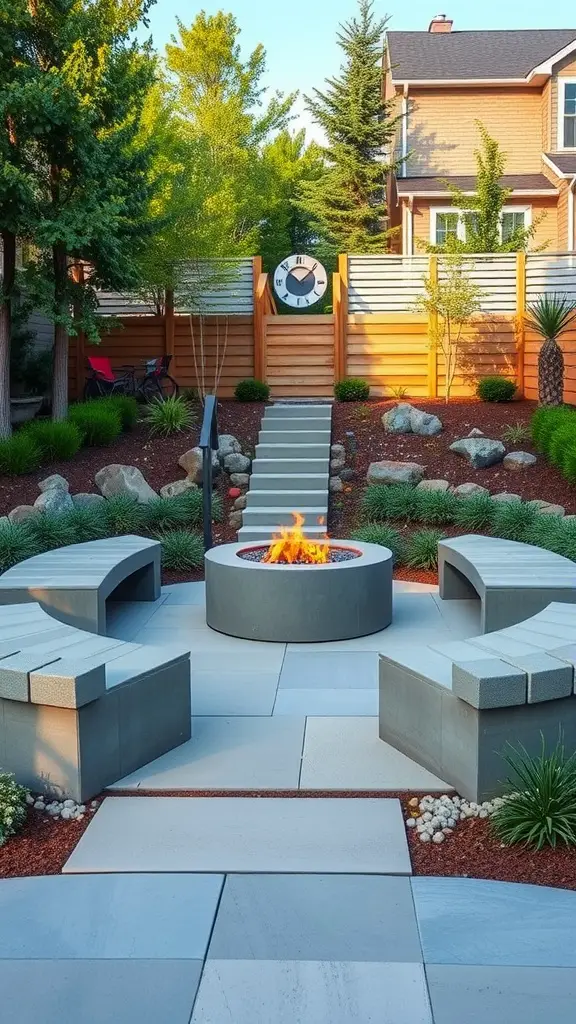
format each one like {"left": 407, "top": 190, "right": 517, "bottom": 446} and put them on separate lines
{"left": 278, "top": 651, "right": 378, "bottom": 688}
{"left": 207, "top": 874, "right": 422, "bottom": 963}
{"left": 190, "top": 960, "right": 432, "bottom": 1024}
{"left": 426, "top": 965, "right": 576, "bottom": 1024}
{"left": 63, "top": 797, "right": 411, "bottom": 874}
{"left": 192, "top": 668, "right": 280, "bottom": 716}
{"left": 274, "top": 687, "right": 378, "bottom": 715}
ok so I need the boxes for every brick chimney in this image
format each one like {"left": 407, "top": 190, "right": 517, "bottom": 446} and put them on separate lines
{"left": 428, "top": 14, "right": 453, "bottom": 32}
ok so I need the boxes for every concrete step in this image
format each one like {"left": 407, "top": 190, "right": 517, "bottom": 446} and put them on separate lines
{"left": 258, "top": 430, "right": 332, "bottom": 444}
{"left": 250, "top": 473, "right": 329, "bottom": 491}
{"left": 252, "top": 459, "right": 329, "bottom": 475}
{"left": 265, "top": 405, "right": 332, "bottom": 419}
{"left": 246, "top": 489, "right": 327, "bottom": 507}
{"left": 261, "top": 417, "right": 333, "bottom": 431}
{"left": 238, "top": 525, "right": 328, "bottom": 543}
{"left": 241, "top": 506, "right": 327, "bottom": 527}
{"left": 256, "top": 443, "right": 330, "bottom": 460}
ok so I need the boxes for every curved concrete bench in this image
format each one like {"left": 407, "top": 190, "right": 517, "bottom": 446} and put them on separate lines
{"left": 0, "top": 536, "right": 160, "bottom": 635}
{"left": 379, "top": 602, "right": 576, "bottom": 801}
{"left": 0, "top": 602, "right": 190, "bottom": 801}
{"left": 439, "top": 534, "right": 576, "bottom": 633}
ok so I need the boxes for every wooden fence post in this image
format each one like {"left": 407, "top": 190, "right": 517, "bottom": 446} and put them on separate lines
{"left": 253, "top": 258, "right": 266, "bottom": 381}
{"left": 333, "top": 272, "right": 343, "bottom": 382}
{"left": 337, "top": 254, "right": 348, "bottom": 379}
{"left": 427, "top": 254, "right": 438, "bottom": 398}
{"left": 164, "top": 288, "right": 176, "bottom": 380}
{"left": 515, "top": 251, "right": 526, "bottom": 397}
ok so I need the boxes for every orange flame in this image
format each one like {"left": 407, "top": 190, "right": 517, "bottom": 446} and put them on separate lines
{"left": 263, "top": 512, "right": 330, "bottom": 564}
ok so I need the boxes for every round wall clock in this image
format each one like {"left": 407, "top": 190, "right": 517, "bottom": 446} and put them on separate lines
{"left": 273, "top": 254, "right": 328, "bottom": 308}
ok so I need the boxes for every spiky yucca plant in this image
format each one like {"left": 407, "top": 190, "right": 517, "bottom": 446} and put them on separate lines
{"left": 525, "top": 294, "right": 576, "bottom": 407}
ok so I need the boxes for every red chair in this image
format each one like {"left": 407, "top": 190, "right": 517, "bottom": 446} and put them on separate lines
{"left": 84, "top": 356, "right": 133, "bottom": 399}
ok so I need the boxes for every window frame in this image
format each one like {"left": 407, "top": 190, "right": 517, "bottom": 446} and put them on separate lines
{"left": 558, "top": 77, "right": 576, "bottom": 151}
{"left": 429, "top": 205, "right": 532, "bottom": 247}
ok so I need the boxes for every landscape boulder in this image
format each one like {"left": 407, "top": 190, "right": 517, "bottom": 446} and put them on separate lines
{"left": 381, "top": 403, "right": 413, "bottom": 434}
{"left": 449, "top": 437, "right": 505, "bottom": 469}
{"left": 233, "top": 495, "right": 247, "bottom": 511}
{"left": 452, "top": 482, "right": 490, "bottom": 498}
{"left": 467, "top": 428, "right": 484, "bottom": 438}
{"left": 9, "top": 505, "right": 40, "bottom": 524}
{"left": 367, "top": 460, "right": 425, "bottom": 486}
{"left": 531, "top": 499, "right": 565, "bottom": 517}
{"left": 492, "top": 492, "right": 522, "bottom": 503}
{"left": 217, "top": 434, "right": 241, "bottom": 461}
{"left": 329, "top": 476, "right": 344, "bottom": 493}
{"left": 339, "top": 467, "right": 356, "bottom": 482}
{"left": 39, "top": 474, "right": 69, "bottom": 493}
{"left": 331, "top": 443, "right": 346, "bottom": 459}
{"left": 224, "top": 452, "right": 251, "bottom": 474}
{"left": 179, "top": 447, "right": 220, "bottom": 485}
{"left": 503, "top": 451, "right": 537, "bottom": 471}
{"left": 95, "top": 464, "right": 157, "bottom": 503}
{"left": 71, "top": 493, "right": 106, "bottom": 509}
{"left": 230, "top": 472, "right": 250, "bottom": 488}
{"left": 34, "top": 488, "right": 74, "bottom": 515}
{"left": 409, "top": 406, "right": 443, "bottom": 437}
{"left": 159, "top": 479, "right": 198, "bottom": 500}
{"left": 228, "top": 510, "right": 243, "bottom": 529}
{"left": 416, "top": 479, "right": 450, "bottom": 492}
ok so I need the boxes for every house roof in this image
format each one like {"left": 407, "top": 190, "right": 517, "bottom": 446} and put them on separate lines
{"left": 396, "top": 174, "right": 558, "bottom": 196}
{"left": 387, "top": 29, "right": 576, "bottom": 82}
{"left": 544, "top": 153, "right": 576, "bottom": 176}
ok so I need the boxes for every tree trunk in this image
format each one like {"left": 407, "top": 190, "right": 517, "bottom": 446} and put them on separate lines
{"left": 0, "top": 231, "right": 16, "bottom": 439}
{"left": 51, "top": 242, "right": 69, "bottom": 420}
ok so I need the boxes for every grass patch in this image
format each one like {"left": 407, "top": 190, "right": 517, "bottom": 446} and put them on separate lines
{"left": 144, "top": 396, "right": 196, "bottom": 437}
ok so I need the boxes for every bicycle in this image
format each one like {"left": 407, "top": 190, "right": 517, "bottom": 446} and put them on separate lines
{"left": 83, "top": 355, "right": 179, "bottom": 402}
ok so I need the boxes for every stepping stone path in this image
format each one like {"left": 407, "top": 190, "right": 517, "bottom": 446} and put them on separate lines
{"left": 238, "top": 402, "right": 332, "bottom": 543}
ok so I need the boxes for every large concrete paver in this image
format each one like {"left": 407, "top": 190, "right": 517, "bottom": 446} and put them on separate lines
{"left": 63, "top": 797, "right": 411, "bottom": 875}
{"left": 426, "top": 964, "right": 576, "bottom": 1024}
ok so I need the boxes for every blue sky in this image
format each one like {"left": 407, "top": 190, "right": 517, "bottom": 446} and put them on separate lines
{"left": 142, "top": 1, "right": 576, "bottom": 141}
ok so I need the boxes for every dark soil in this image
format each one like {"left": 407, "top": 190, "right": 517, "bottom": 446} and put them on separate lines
{"left": 0, "top": 802, "right": 101, "bottom": 878}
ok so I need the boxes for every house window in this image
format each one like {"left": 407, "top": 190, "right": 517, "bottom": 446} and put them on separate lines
{"left": 501, "top": 210, "right": 526, "bottom": 242}
{"left": 559, "top": 79, "right": 576, "bottom": 149}
{"left": 430, "top": 206, "right": 531, "bottom": 247}
{"left": 434, "top": 212, "right": 459, "bottom": 245}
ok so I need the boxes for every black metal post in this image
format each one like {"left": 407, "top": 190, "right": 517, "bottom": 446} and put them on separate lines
{"left": 200, "top": 395, "right": 218, "bottom": 553}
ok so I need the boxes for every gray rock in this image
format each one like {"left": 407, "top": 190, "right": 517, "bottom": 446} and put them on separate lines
{"left": 233, "top": 495, "right": 247, "bottom": 511}
{"left": 381, "top": 402, "right": 413, "bottom": 434}
{"left": 367, "top": 460, "right": 425, "bottom": 486}
{"left": 492, "top": 492, "right": 522, "bottom": 503}
{"left": 179, "top": 447, "right": 220, "bottom": 485}
{"left": 159, "top": 479, "right": 198, "bottom": 500}
{"left": 8, "top": 505, "right": 40, "bottom": 523}
{"left": 230, "top": 472, "right": 250, "bottom": 487}
{"left": 449, "top": 437, "right": 505, "bottom": 469}
{"left": 34, "top": 488, "right": 74, "bottom": 515}
{"left": 339, "top": 468, "right": 356, "bottom": 482}
{"left": 71, "top": 493, "right": 106, "bottom": 509}
{"left": 217, "top": 434, "right": 241, "bottom": 460}
{"left": 531, "top": 500, "right": 565, "bottom": 517}
{"left": 330, "top": 456, "right": 346, "bottom": 472}
{"left": 224, "top": 452, "right": 251, "bottom": 474}
{"left": 331, "top": 443, "right": 346, "bottom": 459}
{"left": 452, "top": 482, "right": 490, "bottom": 498}
{"left": 228, "top": 510, "right": 243, "bottom": 529}
{"left": 416, "top": 479, "right": 450, "bottom": 492}
{"left": 467, "top": 428, "right": 485, "bottom": 438}
{"left": 95, "top": 464, "right": 157, "bottom": 503}
{"left": 410, "top": 407, "right": 443, "bottom": 436}
{"left": 503, "top": 451, "right": 537, "bottom": 471}
{"left": 39, "top": 474, "right": 69, "bottom": 493}
{"left": 329, "top": 476, "right": 344, "bottom": 493}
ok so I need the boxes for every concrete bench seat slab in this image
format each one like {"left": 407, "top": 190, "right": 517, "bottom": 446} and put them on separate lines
{"left": 0, "top": 599, "right": 191, "bottom": 801}
{"left": 0, "top": 536, "right": 160, "bottom": 635}
{"left": 379, "top": 601, "right": 576, "bottom": 800}
{"left": 439, "top": 535, "right": 576, "bottom": 633}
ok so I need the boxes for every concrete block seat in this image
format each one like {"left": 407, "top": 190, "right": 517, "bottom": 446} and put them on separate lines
{"left": 439, "top": 534, "right": 576, "bottom": 633}
{"left": 0, "top": 535, "right": 160, "bottom": 635}
{"left": 379, "top": 602, "right": 576, "bottom": 801}
{"left": 0, "top": 602, "right": 190, "bottom": 801}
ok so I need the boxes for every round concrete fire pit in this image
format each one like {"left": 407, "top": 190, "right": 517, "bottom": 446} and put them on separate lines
{"left": 205, "top": 541, "right": 392, "bottom": 642}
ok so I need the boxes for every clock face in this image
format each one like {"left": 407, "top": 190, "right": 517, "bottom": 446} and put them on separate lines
{"left": 273, "top": 254, "right": 328, "bottom": 308}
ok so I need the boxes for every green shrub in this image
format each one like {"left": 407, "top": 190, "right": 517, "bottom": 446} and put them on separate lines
{"left": 452, "top": 493, "right": 496, "bottom": 531}
{"left": 554, "top": 519, "right": 576, "bottom": 562}
{"left": 102, "top": 495, "right": 147, "bottom": 535}
{"left": 547, "top": 421, "right": 576, "bottom": 470}
{"left": 0, "top": 432, "right": 42, "bottom": 475}
{"left": 181, "top": 386, "right": 199, "bottom": 403}
{"left": 524, "top": 516, "right": 567, "bottom": 555}
{"left": 0, "top": 771, "right": 28, "bottom": 847}
{"left": 25, "top": 420, "right": 83, "bottom": 462}
{"left": 144, "top": 496, "right": 191, "bottom": 532}
{"left": 334, "top": 377, "right": 370, "bottom": 402}
{"left": 98, "top": 395, "right": 139, "bottom": 431}
{"left": 69, "top": 402, "right": 122, "bottom": 446}
{"left": 491, "top": 500, "right": 539, "bottom": 542}
{"left": 351, "top": 524, "right": 405, "bottom": 563}
{"left": 144, "top": 395, "right": 196, "bottom": 437}
{"left": 476, "top": 375, "right": 516, "bottom": 402}
{"left": 0, "top": 520, "right": 37, "bottom": 572}
{"left": 530, "top": 405, "right": 574, "bottom": 454}
{"left": 501, "top": 421, "right": 531, "bottom": 445}
{"left": 404, "top": 528, "right": 444, "bottom": 570}
{"left": 159, "top": 529, "right": 204, "bottom": 570}
{"left": 361, "top": 484, "right": 421, "bottom": 522}
{"left": 416, "top": 489, "right": 459, "bottom": 525}
{"left": 562, "top": 442, "right": 576, "bottom": 483}
{"left": 234, "top": 378, "right": 270, "bottom": 402}
{"left": 490, "top": 736, "right": 576, "bottom": 850}
{"left": 26, "top": 512, "right": 76, "bottom": 552}
{"left": 62, "top": 505, "right": 108, "bottom": 543}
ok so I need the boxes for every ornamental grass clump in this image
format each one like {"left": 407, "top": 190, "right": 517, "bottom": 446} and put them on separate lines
{"left": 98, "top": 395, "right": 138, "bottom": 431}
{"left": 144, "top": 396, "right": 196, "bottom": 437}
{"left": 62, "top": 505, "right": 108, "bottom": 543}
{"left": 159, "top": 530, "right": 204, "bottom": 570}
{"left": 554, "top": 519, "right": 576, "bottom": 562}
{"left": 102, "top": 495, "right": 148, "bottom": 535}
{"left": 530, "top": 405, "right": 574, "bottom": 454}
{"left": 416, "top": 489, "right": 458, "bottom": 525}
{"left": 501, "top": 421, "right": 531, "bottom": 445}
{"left": 26, "top": 512, "right": 76, "bottom": 552}
{"left": 490, "top": 499, "right": 539, "bottom": 542}
{"left": 524, "top": 515, "right": 567, "bottom": 556}
{"left": 404, "top": 529, "right": 444, "bottom": 570}
{"left": 361, "top": 484, "right": 421, "bottom": 522}
{"left": 547, "top": 421, "right": 576, "bottom": 470}
{"left": 491, "top": 736, "right": 576, "bottom": 850}
{"left": 176, "top": 488, "right": 223, "bottom": 527}
{"left": 0, "top": 521, "right": 37, "bottom": 573}
{"left": 25, "top": 420, "right": 83, "bottom": 462}
{"left": 0, "top": 772, "right": 28, "bottom": 847}
{"left": 69, "top": 402, "right": 122, "bottom": 446}
{"left": 351, "top": 524, "right": 405, "bottom": 563}
{"left": 452, "top": 492, "right": 496, "bottom": 531}
{"left": 144, "top": 497, "right": 191, "bottom": 532}
{"left": 0, "top": 432, "right": 42, "bottom": 475}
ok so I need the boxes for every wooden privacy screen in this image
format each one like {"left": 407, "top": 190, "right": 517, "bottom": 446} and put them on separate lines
{"left": 264, "top": 315, "right": 335, "bottom": 398}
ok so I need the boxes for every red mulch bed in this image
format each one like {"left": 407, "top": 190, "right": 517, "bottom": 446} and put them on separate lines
{"left": 0, "top": 802, "right": 101, "bottom": 878}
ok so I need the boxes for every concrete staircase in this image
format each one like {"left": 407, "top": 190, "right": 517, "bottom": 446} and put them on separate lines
{"left": 237, "top": 403, "right": 332, "bottom": 543}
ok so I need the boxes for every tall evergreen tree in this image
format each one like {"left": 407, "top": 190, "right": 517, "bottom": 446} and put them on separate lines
{"left": 259, "top": 129, "right": 324, "bottom": 276}
{"left": 299, "top": 0, "right": 401, "bottom": 255}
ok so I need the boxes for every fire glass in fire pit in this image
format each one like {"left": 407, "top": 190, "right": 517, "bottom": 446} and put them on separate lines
{"left": 205, "top": 515, "right": 393, "bottom": 643}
